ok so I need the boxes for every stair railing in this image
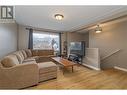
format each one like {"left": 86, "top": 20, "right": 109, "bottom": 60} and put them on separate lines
{"left": 101, "top": 49, "right": 121, "bottom": 61}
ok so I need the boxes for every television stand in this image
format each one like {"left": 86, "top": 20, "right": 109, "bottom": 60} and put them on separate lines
{"left": 68, "top": 54, "right": 83, "bottom": 64}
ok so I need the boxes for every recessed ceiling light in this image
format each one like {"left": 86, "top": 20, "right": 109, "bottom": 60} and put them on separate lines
{"left": 54, "top": 14, "right": 64, "bottom": 20}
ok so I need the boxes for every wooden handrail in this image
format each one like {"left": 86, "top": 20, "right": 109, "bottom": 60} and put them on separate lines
{"left": 101, "top": 49, "right": 121, "bottom": 61}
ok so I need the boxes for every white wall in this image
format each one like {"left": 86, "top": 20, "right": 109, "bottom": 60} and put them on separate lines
{"left": 0, "top": 6, "right": 1, "bottom": 18}
{"left": 18, "top": 25, "right": 29, "bottom": 50}
{"left": 0, "top": 23, "right": 18, "bottom": 59}
{"left": 89, "top": 18, "right": 127, "bottom": 69}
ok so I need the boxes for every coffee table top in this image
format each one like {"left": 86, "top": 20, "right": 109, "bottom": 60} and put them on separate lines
{"left": 51, "top": 57, "right": 76, "bottom": 67}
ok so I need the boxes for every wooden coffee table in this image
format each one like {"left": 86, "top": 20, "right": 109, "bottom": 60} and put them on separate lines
{"left": 51, "top": 57, "right": 77, "bottom": 74}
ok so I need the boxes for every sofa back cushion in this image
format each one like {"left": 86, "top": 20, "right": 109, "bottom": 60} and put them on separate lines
{"left": 19, "top": 51, "right": 25, "bottom": 60}
{"left": 32, "top": 50, "right": 38, "bottom": 56}
{"left": 14, "top": 51, "right": 24, "bottom": 64}
{"left": 25, "top": 49, "right": 32, "bottom": 57}
{"left": 38, "top": 50, "right": 54, "bottom": 56}
{"left": 22, "top": 50, "right": 27, "bottom": 58}
{"left": 1, "top": 55, "right": 19, "bottom": 67}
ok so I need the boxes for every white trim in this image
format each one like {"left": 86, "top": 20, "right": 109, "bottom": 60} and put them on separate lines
{"left": 114, "top": 66, "right": 127, "bottom": 72}
{"left": 82, "top": 63, "right": 101, "bottom": 70}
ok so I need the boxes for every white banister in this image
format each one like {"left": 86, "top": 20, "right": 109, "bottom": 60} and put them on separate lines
{"left": 82, "top": 48, "right": 100, "bottom": 70}
{"left": 101, "top": 49, "right": 121, "bottom": 61}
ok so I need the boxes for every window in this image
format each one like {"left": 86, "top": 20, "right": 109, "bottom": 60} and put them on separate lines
{"left": 33, "top": 31, "right": 60, "bottom": 52}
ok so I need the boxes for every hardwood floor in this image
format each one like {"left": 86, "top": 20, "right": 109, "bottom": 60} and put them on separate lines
{"left": 28, "top": 65, "right": 127, "bottom": 89}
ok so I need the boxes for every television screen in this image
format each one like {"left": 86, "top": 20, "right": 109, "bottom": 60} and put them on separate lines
{"left": 70, "top": 42, "right": 82, "bottom": 50}
{"left": 70, "top": 41, "right": 85, "bottom": 56}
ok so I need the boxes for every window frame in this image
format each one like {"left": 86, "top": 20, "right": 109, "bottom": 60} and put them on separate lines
{"left": 32, "top": 31, "right": 61, "bottom": 53}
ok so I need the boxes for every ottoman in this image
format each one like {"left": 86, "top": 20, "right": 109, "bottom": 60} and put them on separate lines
{"left": 37, "top": 61, "right": 57, "bottom": 82}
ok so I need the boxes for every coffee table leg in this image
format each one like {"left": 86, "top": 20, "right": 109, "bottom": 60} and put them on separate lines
{"left": 62, "top": 66, "right": 74, "bottom": 74}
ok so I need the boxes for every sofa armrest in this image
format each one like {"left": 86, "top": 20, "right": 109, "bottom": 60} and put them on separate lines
{"left": 0, "top": 63, "right": 39, "bottom": 89}
{"left": 2, "top": 63, "right": 39, "bottom": 74}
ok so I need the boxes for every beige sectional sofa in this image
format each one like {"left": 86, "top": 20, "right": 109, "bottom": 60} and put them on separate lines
{"left": 0, "top": 49, "right": 57, "bottom": 89}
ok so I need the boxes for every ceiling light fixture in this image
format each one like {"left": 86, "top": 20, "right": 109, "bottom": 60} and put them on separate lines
{"left": 95, "top": 25, "right": 102, "bottom": 33}
{"left": 54, "top": 14, "right": 64, "bottom": 20}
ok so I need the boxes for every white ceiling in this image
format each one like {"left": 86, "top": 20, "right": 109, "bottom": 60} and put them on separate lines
{"left": 15, "top": 6, "right": 127, "bottom": 32}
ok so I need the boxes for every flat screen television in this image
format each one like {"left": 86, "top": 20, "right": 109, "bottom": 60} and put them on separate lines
{"left": 70, "top": 41, "right": 85, "bottom": 56}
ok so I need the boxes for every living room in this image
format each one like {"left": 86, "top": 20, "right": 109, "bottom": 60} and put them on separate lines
{"left": 1, "top": 3, "right": 127, "bottom": 93}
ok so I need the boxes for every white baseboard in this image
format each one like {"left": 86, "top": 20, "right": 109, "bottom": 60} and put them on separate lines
{"left": 114, "top": 66, "right": 127, "bottom": 72}
{"left": 82, "top": 63, "right": 101, "bottom": 70}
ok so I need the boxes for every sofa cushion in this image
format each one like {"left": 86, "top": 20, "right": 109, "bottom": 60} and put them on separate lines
{"left": 21, "top": 50, "right": 27, "bottom": 59}
{"left": 30, "top": 56, "right": 39, "bottom": 60}
{"left": 13, "top": 52, "right": 24, "bottom": 64}
{"left": 38, "top": 61, "right": 57, "bottom": 74}
{"left": 37, "top": 56, "right": 52, "bottom": 63}
{"left": 23, "top": 58, "right": 35, "bottom": 62}
{"left": 38, "top": 50, "right": 54, "bottom": 56}
{"left": 32, "top": 50, "right": 38, "bottom": 56}
{"left": 25, "top": 49, "right": 32, "bottom": 57}
{"left": 23, "top": 55, "right": 40, "bottom": 63}
{"left": 1, "top": 55, "right": 19, "bottom": 67}
{"left": 23, "top": 60, "right": 36, "bottom": 64}
{"left": 19, "top": 51, "right": 25, "bottom": 60}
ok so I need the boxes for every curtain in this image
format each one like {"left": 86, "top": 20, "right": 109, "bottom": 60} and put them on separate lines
{"left": 28, "top": 28, "right": 33, "bottom": 49}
